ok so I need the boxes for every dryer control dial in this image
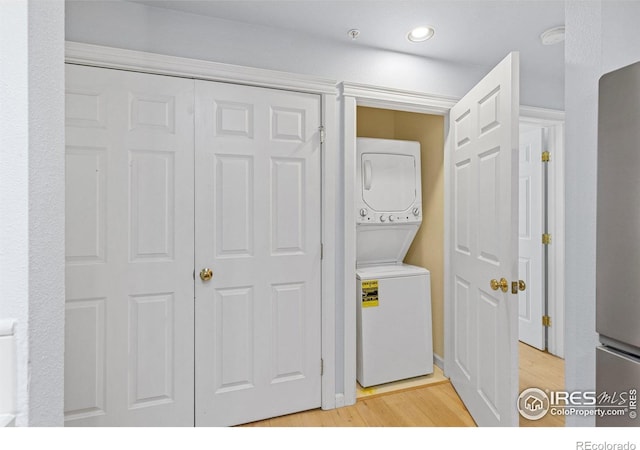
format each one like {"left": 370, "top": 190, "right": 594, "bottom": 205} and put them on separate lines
{"left": 412, "top": 207, "right": 420, "bottom": 216}
{"left": 359, "top": 208, "right": 368, "bottom": 217}
{"left": 388, "top": 215, "right": 395, "bottom": 222}
{"left": 379, "top": 215, "right": 387, "bottom": 222}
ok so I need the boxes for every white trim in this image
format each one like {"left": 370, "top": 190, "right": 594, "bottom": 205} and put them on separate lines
{"left": 64, "top": 42, "right": 340, "bottom": 415}
{"left": 341, "top": 82, "right": 455, "bottom": 114}
{"left": 334, "top": 393, "right": 346, "bottom": 409}
{"left": 433, "top": 353, "right": 445, "bottom": 372}
{"left": 520, "top": 106, "right": 566, "bottom": 124}
{"left": 546, "top": 123, "right": 566, "bottom": 358}
{"left": 520, "top": 109, "right": 566, "bottom": 359}
{"left": 443, "top": 109, "right": 454, "bottom": 381}
{"left": 0, "top": 415, "right": 15, "bottom": 427}
{"left": 65, "top": 41, "right": 338, "bottom": 95}
{"left": 320, "top": 93, "right": 338, "bottom": 409}
{"left": 341, "top": 95, "right": 358, "bottom": 406}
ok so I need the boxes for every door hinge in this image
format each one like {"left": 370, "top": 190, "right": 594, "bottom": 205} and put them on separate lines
{"left": 542, "top": 233, "right": 552, "bottom": 245}
{"left": 542, "top": 151, "right": 550, "bottom": 162}
{"left": 192, "top": 270, "right": 195, "bottom": 280}
{"left": 319, "top": 125, "right": 326, "bottom": 144}
{"left": 320, "top": 243, "right": 324, "bottom": 260}
{"left": 542, "top": 315, "right": 552, "bottom": 327}
{"left": 320, "top": 358, "right": 324, "bottom": 376}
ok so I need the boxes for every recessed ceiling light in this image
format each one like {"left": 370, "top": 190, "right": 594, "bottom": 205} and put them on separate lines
{"left": 540, "top": 26, "right": 565, "bottom": 45}
{"left": 408, "top": 26, "right": 435, "bottom": 43}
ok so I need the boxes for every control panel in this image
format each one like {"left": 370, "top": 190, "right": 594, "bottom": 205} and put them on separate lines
{"left": 357, "top": 206, "right": 421, "bottom": 224}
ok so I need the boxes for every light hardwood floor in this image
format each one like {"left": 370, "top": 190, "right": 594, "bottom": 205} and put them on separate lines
{"left": 519, "top": 342, "right": 565, "bottom": 427}
{"left": 241, "top": 342, "right": 564, "bottom": 427}
{"left": 242, "top": 381, "right": 476, "bottom": 427}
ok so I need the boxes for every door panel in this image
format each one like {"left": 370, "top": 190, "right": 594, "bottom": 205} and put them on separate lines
{"left": 446, "top": 53, "right": 520, "bottom": 427}
{"left": 65, "top": 64, "right": 195, "bottom": 426}
{"left": 195, "top": 81, "right": 322, "bottom": 426}
{"left": 518, "top": 128, "right": 544, "bottom": 350}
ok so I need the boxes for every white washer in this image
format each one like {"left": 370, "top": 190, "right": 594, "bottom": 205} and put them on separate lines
{"left": 355, "top": 137, "right": 433, "bottom": 388}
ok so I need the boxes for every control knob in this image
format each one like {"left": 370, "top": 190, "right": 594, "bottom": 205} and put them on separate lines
{"left": 412, "top": 207, "right": 420, "bottom": 216}
{"left": 359, "top": 208, "right": 368, "bottom": 217}
{"left": 388, "top": 215, "right": 395, "bottom": 222}
{"left": 379, "top": 215, "right": 387, "bottom": 222}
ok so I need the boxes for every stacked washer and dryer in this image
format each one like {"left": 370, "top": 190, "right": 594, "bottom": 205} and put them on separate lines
{"left": 356, "top": 137, "right": 434, "bottom": 388}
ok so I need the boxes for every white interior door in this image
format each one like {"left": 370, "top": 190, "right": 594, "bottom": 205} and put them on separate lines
{"left": 518, "top": 128, "right": 544, "bottom": 350}
{"left": 64, "top": 65, "right": 195, "bottom": 426}
{"left": 446, "top": 53, "right": 520, "bottom": 427}
{"left": 194, "top": 80, "right": 322, "bottom": 426}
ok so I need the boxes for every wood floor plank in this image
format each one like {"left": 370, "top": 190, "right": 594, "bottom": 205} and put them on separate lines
{"left": 332, "top": 405, "right": 368, "bottom": 427}
{"left": 378, "top": 391, "right": 436, "bottom": 426}
{"left": 354, "top": 397, "right": 404, "bottom": 427}
{"left": 413, "top": 384, "right": 476, "bottom": 427}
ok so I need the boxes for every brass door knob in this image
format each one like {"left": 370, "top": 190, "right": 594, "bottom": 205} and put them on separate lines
{"left": 200, "top": 268, "right": 213, "bottom": 281}
{"left": 490, "top": 278, "right": 508, "bottom": 293}
{"left": 518, "top": 280, "right": 526, "bottom": 291}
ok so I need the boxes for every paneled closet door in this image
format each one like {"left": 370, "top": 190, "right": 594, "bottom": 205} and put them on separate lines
{"left": 64, "top": 64, "right": 195, "bottom": 426}
{"left": 194, "top": 80, "right": 323, "bottom": 426}
{"left": 447, "top": 52, "right": 520, "bottom": 427}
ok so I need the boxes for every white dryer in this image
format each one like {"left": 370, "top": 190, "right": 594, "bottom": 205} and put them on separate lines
{"left": 355, "top": 137, "right": 433, "bottom": 388}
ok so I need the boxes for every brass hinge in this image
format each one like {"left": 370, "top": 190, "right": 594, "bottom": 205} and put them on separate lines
{"left": 319, "top": 126, "right": 326, "bottom": 144}
{"left": 542, "top": 151, "right": 550, "bottom": 162}
{"left": 542, "top": 315, "right": 552, "bottom": 327}
{"left": 320, "top": 358, "right": 324, "bottom": 376}
{"left": 542, "top": 233, "right": 552, "bottom": 245}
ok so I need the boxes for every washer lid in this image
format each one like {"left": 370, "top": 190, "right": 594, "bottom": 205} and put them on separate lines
{"left": 356, "top": 263, "right": 429, "bottom": 279}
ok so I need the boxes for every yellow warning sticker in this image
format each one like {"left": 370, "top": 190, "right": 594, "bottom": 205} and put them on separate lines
{"left": 361, "top": 280, "right": 379, "bottom": 308}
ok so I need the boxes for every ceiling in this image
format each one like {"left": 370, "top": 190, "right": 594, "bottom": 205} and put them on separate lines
{"left": 131, "top": 0, "right": 565, "bottom": 76}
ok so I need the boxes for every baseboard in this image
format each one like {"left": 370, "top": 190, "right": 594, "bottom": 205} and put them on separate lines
{"left": 0, "top": 415, "right": 15, "bottom": 427}
{"left": 434, "top": 353, "right": 445, "bottom": 372}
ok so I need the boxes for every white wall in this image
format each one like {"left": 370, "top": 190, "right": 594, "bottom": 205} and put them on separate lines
{"left": 0, "top": 0, "right": 65, "bottom": 426}
{"left": 564, "top": 0, "right": 640, "bottom": 427}
{"left": 65, "top": 0, "right": 563, "bottom": 110}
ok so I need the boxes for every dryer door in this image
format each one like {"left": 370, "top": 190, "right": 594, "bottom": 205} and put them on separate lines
{"left": 361, "top": 153, "right": 417, "bottom": 212}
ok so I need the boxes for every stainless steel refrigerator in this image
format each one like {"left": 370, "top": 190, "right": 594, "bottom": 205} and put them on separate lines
{"left": 596, "top": 61, "right": 640, "bottom": 427}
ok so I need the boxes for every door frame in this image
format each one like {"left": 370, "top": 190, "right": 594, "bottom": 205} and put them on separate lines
{"left": 65, "top": 41, "right": 341, "bottom": 411}
{"left": 519, "top": 108, "right": 565, "bottom": 358}
{"left": 340, "top": 82, "right": 565, "bottom": 406}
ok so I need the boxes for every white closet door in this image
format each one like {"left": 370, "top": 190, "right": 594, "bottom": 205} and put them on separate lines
{"left": 194, "top": 80, "right": 322, "bottom": 426}
{"left": 446, "top": 53, "right": 520, "bottom": 427}
{"left": 518, "top": 128, "right": 544, "bottom": 350}
{"left": 64, "top": 65, "right": 195, "bottom": 426}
